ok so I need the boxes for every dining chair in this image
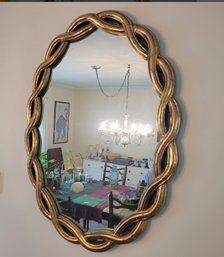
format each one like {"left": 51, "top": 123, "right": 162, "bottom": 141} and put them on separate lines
{"left": 47, "top": 147, "right": 64, "bottom": 176}
{"left": 57, "top": 196, "right": 73, "bottom": 218}
{"left": 102, "top": 162, "right": 127, "bottom": 185}
{"left": 57, "top": 196, "right": 81, "bottom": 224}
{"left": 107, "top": 191, "right": 138, "bottom": 228}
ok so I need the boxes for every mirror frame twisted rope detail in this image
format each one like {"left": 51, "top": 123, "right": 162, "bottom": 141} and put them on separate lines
{"left": 25, "top": 10, "right": 181, "bottom": 252}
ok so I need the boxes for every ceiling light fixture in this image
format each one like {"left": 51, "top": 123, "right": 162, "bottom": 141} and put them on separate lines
{"left": 92, "top": 64, "right": 155, "bottom": 146}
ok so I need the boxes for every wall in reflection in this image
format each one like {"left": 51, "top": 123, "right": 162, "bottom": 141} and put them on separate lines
{"left": 40, "top": 80, "right": 158, "bottom": 163}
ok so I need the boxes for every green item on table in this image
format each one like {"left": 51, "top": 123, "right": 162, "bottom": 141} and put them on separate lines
{"left": 74, "top": 194, "right": 105, "bottom": 207}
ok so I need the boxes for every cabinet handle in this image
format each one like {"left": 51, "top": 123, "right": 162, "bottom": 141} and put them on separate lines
{"left": 127, "top": 178, "right": 130, "bottom": 181}
{"left": 88, "top": 164, "right": 91, "bottom": 167}
{"left": 128, "top": 170, "right": 131, "bottom": 173}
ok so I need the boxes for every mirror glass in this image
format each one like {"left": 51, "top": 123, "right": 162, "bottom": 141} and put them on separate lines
{"left": 39, "top": 29, "right": 159, "bottom": 231}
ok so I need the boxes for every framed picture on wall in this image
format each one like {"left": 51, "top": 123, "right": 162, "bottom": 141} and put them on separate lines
{"left": 53, "top": 101, "right": 70, "bottom": 144}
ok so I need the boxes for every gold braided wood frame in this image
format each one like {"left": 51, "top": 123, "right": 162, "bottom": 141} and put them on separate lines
{"left": 25, "top": 10, "right": 181, "bottom": 252}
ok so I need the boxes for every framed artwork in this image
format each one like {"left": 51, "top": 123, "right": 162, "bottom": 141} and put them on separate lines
{"left": 53, "top": 101, "right": 70, "bottom": 144}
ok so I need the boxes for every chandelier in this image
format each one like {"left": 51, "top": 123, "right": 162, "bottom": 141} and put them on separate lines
{"left": 92, "top": 64, "right": 155, "bottom": 146}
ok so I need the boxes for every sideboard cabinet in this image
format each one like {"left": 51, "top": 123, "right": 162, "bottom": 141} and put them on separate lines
{"left": 83, "top": 159, "right": 149, "bottom": 188}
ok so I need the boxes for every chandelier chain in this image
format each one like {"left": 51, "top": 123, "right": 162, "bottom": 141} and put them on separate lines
{"left": 125, "top": 65, "right": 130, "bottom": 115}
{"left": 92, "top": 65, "right": 130, "bottom": 98}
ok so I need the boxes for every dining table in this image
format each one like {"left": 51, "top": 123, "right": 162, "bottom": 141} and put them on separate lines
{"left": 54, "top": 180, "right": 133, "bottom": 226}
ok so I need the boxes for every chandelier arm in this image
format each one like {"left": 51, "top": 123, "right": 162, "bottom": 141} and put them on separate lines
{"left": 93, "top": 66, "right": 129, "bottom": 98}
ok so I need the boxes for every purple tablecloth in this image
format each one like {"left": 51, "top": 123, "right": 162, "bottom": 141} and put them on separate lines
{"left": 74, "top": 184, "right": 131, "bottom": 223}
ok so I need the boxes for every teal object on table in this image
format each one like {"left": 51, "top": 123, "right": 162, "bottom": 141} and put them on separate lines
{"left": 74, "top": 194, "right": 105, "bottom": 207}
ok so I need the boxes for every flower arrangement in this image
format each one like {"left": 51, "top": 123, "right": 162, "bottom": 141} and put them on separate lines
{"left": 64, "top": 151, "right": 85, "bottom": 182}
{"left": 39, "top": 152, "right": 61, "bottom": 191}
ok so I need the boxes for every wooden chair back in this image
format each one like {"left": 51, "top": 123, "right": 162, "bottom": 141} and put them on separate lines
{"left": 102, "top": 162, "right": 127, "bottom": 185}
{"left": 108, "top": 191, "right": 138, "bottom": 228}
{"left": 47, "top": 147, "right": 64, "bottom": 176}
{"left": 57, "top": 196, "right": 73, "bottom": 218}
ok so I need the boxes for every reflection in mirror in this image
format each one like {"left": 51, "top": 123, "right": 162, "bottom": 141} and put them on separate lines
{"left": 39, "top": 30, "right": 159, "bottom": 231}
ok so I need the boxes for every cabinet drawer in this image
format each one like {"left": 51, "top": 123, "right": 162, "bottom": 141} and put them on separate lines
{"left": 127, "top": 166, "right": 148, "bottom": 177}
{"left": 126, "top": 179, "right": 138, "bottom": 188}
{"left": 83, "top": 159, "right": 105, "bottom": 181}
{"left": 126, "top": 174, "right": 139, "bottom": 188}
{"left": 126, "top": 167, "right": 148, "bottom": 188}
{"left": 127, "top": 168, "right": 145, "bottom": 176}
{"left": 83, "top": 159, "right": 104, "bottom": 170}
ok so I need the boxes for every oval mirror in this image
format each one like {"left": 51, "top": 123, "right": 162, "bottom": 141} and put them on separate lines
{"left": 25, "top": 10, "right": 181, "bottom": 252}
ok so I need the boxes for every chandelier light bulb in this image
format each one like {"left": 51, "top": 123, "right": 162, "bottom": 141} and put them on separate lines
{"left": 145, "top": 124, "right": 153, "bottom": 136}
{"left": 98, "top": 120, "right": 109, "bottom": 134}
{"left": 130, "top": 123, "right": 138, "bottom": 135}
{"left": 109, "top": 120, "right": 120, "bottom": 134}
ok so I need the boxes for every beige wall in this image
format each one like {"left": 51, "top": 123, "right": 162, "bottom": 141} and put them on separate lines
{"left": 42, "top": 83, "right": 76, "bottom": 155}
{"left": 0, "top": 3, "right": 224, "bottom": 257}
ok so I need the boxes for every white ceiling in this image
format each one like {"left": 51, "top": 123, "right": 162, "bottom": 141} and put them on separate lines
{"left": 51, "top": 29, "right": 151, "bottom": 89}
